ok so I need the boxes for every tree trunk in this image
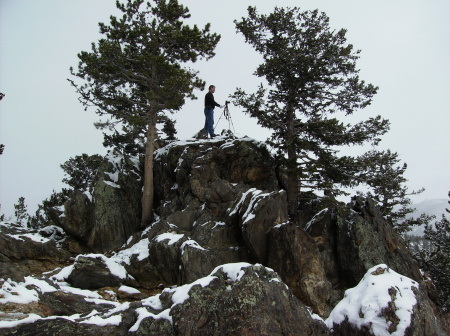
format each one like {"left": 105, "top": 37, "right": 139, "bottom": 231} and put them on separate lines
{"left": 141, "top": 112, "right": 157, "bottom": 226}
{"left": 286, "top": 104, "right": 299, "bottom": 220}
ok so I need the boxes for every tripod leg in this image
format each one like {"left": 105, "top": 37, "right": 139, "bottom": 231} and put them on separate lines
{"left": 225, "top": 106, "right": 236, "bottom": 134}
{"left": 214, "top": 109, "right": 225, "bottom": 131}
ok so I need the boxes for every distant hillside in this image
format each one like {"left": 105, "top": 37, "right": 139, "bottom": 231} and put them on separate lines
{"left": 407, "top": 199, "right": 448, "bottom": 236}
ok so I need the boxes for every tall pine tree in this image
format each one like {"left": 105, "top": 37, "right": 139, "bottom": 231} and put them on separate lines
{"left": 232, "top": 7, "right": 389, "bottom": 219}
{"left": 69, "top": 0, "right": 220, "bottom": 225}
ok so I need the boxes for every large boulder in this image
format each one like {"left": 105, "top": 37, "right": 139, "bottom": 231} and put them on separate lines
{"left": 62, "top": 190, "right": 93, "bottom": 240}
{"left": 66, "top": 254, "right": 125, "bottom": 289}
{"left": 0, "top": 222, "right": 70, "bottom": 282}
{"left": 326, "top": 264, "right": 447, "bottom": 336}
{"left": 268, "top": 223, "right": 333, "bottom": 317}
{"left": 306, "top": 196, "right": 423, "bottom": 292}
{"left": 142, "top": 263, "right": 330, "bottom": 336}
{"left": 61, "top": 151, "right": 143, "bottom": 252}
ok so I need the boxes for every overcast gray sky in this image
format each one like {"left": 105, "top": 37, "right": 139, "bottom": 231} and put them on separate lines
{"left": 1, "top": 0, "right": 449, "bottom": 217}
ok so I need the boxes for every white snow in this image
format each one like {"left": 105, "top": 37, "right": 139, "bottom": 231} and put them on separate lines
{"left": 58, "top": 254, "right": 128, "bottom": 280}
{"left": 118, "top": 285, "right": 141, "bottom": 295}
{"left": 325, "top": 264, "right": 419, "bottom": 336}
{"left": 180, "top": 239, "right": 207, "bottom": 254}
{"left": 0, "top": 314, "right": 42, "bottom": 328}
{"left": 112, "top": 238, "right": 150, "bottom": 265}
{"left": 211, "top": 262, "right": 252, "bottom": 282}
{"left": 142, "top": 294, "right": 163, "bottom": 311}
{"left": 166, "top": 274, "right": 217, "bottom": 306}
{"left": 0, "top": 279, "right": 39, "bottom": 304}
{"left": 129, "top": 307, "right": 172, "bottom": 332}
{"left": 52, "top": 264, "right": 75, "bottom": 281}
{"left": 80, "top": 314, "right": 122, "bottom": 326}
{"left": 102, "top": 255, "right": 127, "bottom": 279}
{"left": 273, "top": 222, "right": 289, "bottom": 229}
{"left": 305, "top": 208, "right": 328, "bottom": 231}
{"left": 103, "top": 180, "right": 120, "bottom": 188}
{"left": 155, "top": 232, "right": 185, "bottom": 245}
{"left": 227, "top": 188, "right": 278, "bottom": 225}
{"left": 228, "top": 188, "right": 259, "bottom": 216}
{"left": 59, "top": 284, "right": 102, "bottom": 299}
{"left": 24, "top": 276, "right": 57, "bottom": 293}
{"left": 9, "top": 232, "right": 51, "bottom": 243}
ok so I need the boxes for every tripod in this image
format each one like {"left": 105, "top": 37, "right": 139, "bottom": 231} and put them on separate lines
{"left": 214, "top": 101, "right": 235, "bottom": 134}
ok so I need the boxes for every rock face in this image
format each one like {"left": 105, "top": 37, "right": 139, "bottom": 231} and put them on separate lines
{"left": 1, "top": 135, "right": 448, "bottom": 335}
{"left": 60, "top": 150, "right": 143, "bottom": 252}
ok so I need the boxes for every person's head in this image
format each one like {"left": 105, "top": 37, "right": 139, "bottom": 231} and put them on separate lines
{"left": 208, "top": 85, "right": 216, "bottom": 93}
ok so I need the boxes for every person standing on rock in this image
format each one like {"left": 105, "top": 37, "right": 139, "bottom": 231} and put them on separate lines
{"left": 204, "top": 85, "right": 222, "bottom": 138}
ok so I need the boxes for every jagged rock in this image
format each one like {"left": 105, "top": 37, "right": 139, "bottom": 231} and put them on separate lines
{"left": 267, "top": 222, "right": 333, "bottom": 317}
{"left": 170, "top": 264, "right": 329, "bottom": 335}
{"left": 62, "top": 151, "right": 143, "bottom": 253}
{"left": 306, "top": 196, "right": 423, "bottom": 293}
{"left": 66, "top": 255, "right": 124, "bottom": 289}
{"left": 180, "top": 238, "right": 227, "bottom": 283}
{"left": 62, "top": 190, "right": 93, "bottom": 240}
{"left": 228, "top": 188, "right": 288, "bottom": 263}
{"left": 38, "top": 290, "right": 114, "bottom": 317}
{"left": 1, "top": 316, "right": 130, "bottom": 336}
{"left": 146, "top": 233, "right": 189, "bottom": 286}
{"left": 2, "top": 137, "right": 449, "bottom": 335}
{"left": 88, "top": 159, "right": 142, "bottom": 252}
{"left": 0, "top": 222, "right": 70, "bottom": 282}
{"left": 154, "top": 137, "right": 279, "bottom": 219}
{"left": 0, "top": 222, "right": 67, "bottom": 262}
{"left": 136, "top": 263, "right": 329, "bottom": 336}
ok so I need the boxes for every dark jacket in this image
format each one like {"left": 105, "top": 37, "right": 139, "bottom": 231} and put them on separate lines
{"left": 204, "top": 91, "right": 220, "bottom": 109}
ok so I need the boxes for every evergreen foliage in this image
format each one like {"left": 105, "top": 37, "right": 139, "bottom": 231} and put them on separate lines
{"left": 231, "top": 7, "right": 389, "bottom": 218}
{"left": 69, "top": 0, "right": 220, "bottom": 225}
{"left": 162, "top": 118, "right": 178, "bottom": 140}
{"left": 418, "top": 192, "right": 450, "bottom": 311}
{"left": 61, "top": 154, "right": 105, "bottom": 193}
{"left": 356, "top": 149, "right": 432, "bottom": 233}
{"left": 29, "top": 189, "right": 72, "bottom": 229}
{"left": 14, "top": 196, "right": 29, "bottom": 226}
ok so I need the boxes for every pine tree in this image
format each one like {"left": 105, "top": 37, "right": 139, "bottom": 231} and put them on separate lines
{"left": 29, "top": 189, "right": 72, "bottom": 229}
{"left": 69, "top": 0, "right": 220, "bottom": 225}
{"left": 14, "top": 197, "right": 29, "bottom": 226}
{"left": 419, "top": 191, "right": 450, "bottom": 311}
{"left": 162, "top": 118, "right": 177, "bottom": 141}
{"left": 61, "top": 154, "right": 105, "bottom": 193}
{"left": 356, "top": 149, "right": 431, "bottom": 233}
{"left": 232, "top": 7, "right": 389, "bottom": 219}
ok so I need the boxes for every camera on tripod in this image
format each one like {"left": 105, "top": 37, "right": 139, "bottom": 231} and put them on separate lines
{"left": 215, "top": 100, "right": 235, "bottom": 133}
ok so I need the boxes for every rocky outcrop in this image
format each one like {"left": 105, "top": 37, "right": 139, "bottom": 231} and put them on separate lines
{"left": 0, "top": 222, "right": 70, "bottom": 282}
{"left": 60, "top": 150, "right": 143, "bottom": 252}
{"left": 268, "top": 222, "right": 333, "bottom": 317}
{"left": 305, "top": 196, "right": 424, "bottom": 306}
{"left": 1, "top": 135, "right": 448, "bottom": 335}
